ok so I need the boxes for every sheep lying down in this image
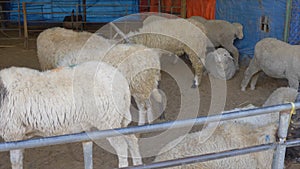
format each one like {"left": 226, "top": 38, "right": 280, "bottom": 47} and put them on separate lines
{"left": 0, "top": 61, "right": 142, "bottom": 169}
{"left": 241, "top": 38, "right": 300, "bottom": 91}
{"left": 154, "top": 87, "right": 297, "bottom": 169}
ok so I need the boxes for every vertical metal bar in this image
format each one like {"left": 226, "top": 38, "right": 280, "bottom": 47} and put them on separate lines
{"left": 147, "top": 0, "right": 151, "bottom": 11}
{"left": 83, "top": 0, "right": 86, "bottom": 30}
{"left": 272, "top": 110, "right": 290, "bottom": 169}
{"left": 22, "top": 2, "right": 28, "bottom": 49}
{"left": 283, "top": 0, "right": 292, "bottom": 42}
{"left": 180, "top": 0, "right": 186, "bottom": 18}
{"left": 17, "top": 0, "right": 21, "bottom": 37}
{"left": 83, "top": 141, "right": 93, "bottom": 169}
{"left": 76, "top": 4, "right": 79, "bottom": 31}
{"left": 158, "top": 0, "right": 161, "bottom": 13}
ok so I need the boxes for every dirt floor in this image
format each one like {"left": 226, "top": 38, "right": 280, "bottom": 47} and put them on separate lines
{"left": 0, "top": 38, "right": 300, "bottom": 169}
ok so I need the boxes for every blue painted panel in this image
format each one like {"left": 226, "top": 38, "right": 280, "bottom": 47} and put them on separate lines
{"left": 9, "top": 0, "right": 139, "bottom": 23}
{"left": 289, "top": 0, "right": 300, "bottom": 45}
{"left": 216, "top": 0, "right": 286, "bottom": 58}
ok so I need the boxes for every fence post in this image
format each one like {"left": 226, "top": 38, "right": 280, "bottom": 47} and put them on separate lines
{"left": 180, "top": 0, "right": 186, "bottom": 18}
{"left": 22, "top": 2, "right": 28, "bottom": 49}
{"left": 83, "top": 141, "right": 93, "bottom": 169}
{"left": 272, "top": 110, "right": 290, "bottom": 169}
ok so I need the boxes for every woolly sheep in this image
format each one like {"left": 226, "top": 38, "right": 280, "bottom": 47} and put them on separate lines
{"left": 154, "top": 122, "right": 276, "bottom": 169}
{"left": 205, "top": 48, "right": 236, "bottom": 80}
{"left": 37, "top": 27, "right": 116, "bottom": 70}
{"left": 189, "top": 16, "right": 243, "bottom": 69}
{"left": 241, "top": 38, "right": 300, "bottom": 91}
{"left": 154, "top": 87, "right": 297, "bottom": 169}
{"left": 126, "top": 16, "right": 208, "bottom": 87}
{"left": 0, "top": 61, "right": 142, "bottom": 169}
{"left": 37, "top": 27, "right": 163, "bottom": 125}
{"left": 226, "top": 87, "right": 297, "bottom": 127}
{"left": 56, "top": 41, "right": 162, "bottom": 125}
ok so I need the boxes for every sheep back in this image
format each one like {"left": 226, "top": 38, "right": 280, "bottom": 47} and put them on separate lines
{"left": 0, "top": 61, "right": 131, "bottom": 141}
{"left": 154, "top": 122, "right": 275, "bottom": 169}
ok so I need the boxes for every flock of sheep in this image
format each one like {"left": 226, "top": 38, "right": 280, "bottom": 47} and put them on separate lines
{"left": 0, "top": 14, "right": 300, "bottom": 169}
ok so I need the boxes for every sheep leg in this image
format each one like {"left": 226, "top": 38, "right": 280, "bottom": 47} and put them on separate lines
{"left": 146, "top": 100, "right": 154, "bottom": 124}
{"left": 250, "top": 72, "right": 261, "bottom": 90}
{"left": 241, "top": 58, "right": 261, "bottom": 91}
{"left": 107, "top": 136, "right": 129, "bottom": 167}
{"left": 189, "top": 55, "right": 203, "bottom": 88}
{"left": 82, "top": 141, "right": 93, "bottom": 169}
{"left": 124, "top": 135, "right": 143, "bottom": 166}
{"left": 287, "top": 74, "right": 299, "bottom": 90}
{"left": 10, "top": 149, "right": 24, "bottom": 169}
{"left": 136, "top": 101, "right": 147, "bottom": 125}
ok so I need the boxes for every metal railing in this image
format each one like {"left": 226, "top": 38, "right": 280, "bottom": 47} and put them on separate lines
{"left": 1, "top": 102, "right": 300, "bottom": 169}
{"left": 0, "top": 0, "right": 22, "bottom": 41}
{"left": 20, "top": 1, "right": 182, "bottom": 49}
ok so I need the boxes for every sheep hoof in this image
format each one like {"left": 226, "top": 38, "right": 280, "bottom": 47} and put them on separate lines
{"left": 250, "top": 86, "right": 255, "bottom": 90}
{"left": 241, "top": 87, "right": 246, "bottom": 91}
{"left": 159, "top": 112, "right": 166, "bottom": 120}
{"left": 191, "top": 83, "right": 197, "bottom": 88}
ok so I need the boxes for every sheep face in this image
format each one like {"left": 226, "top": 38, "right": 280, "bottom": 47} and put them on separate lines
{"left": 233, "top": 23, "right": 244, "bottom": 39}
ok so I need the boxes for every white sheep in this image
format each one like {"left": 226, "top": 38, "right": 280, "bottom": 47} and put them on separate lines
{"left": 37, "top": 27, "right": 115, "bottom": 70}
{"left": 0, "top": 61, "right": 142, "bottom": 169}
{"left": 126, "top": 16, "right": 208, "bottom": 87}
{"left": 189, "top": 16, "right": 243, "bottom": 69}
{"left": 225, "top": 87, "right": 297, "bottom": 127}
{"left": 154, "top": 122, "right": 276, "bottom": 169}
{"left": 37, "top": 27, "right": 163, "bottom": 125}
{"left": 154, "top": 87, "right": 298, "bottom": 168}
{"left": 241, "top": 38, "right": 300, "bottom": 91}
{"left": 205, "top": 48, "right": 236, "bottom": 80}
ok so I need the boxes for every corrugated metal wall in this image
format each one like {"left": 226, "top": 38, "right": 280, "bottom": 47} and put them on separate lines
{"left": 216, "top": 0, "right": 286, "bottom": 57}
{"left": 9, "top": 0, "right": 139, "bottom": 23}
{"left": 288, "top": 0, "right": 300, "bottom": 45}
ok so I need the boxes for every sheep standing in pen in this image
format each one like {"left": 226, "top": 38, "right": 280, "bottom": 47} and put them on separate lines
{"left": 154, "top": 87, "right": 297, "bottom": 169}
{"left": 126, "top": 16, "right": 208, "bottom": 88}
{"left": 241, "top": 38, "right": 300, "bottom": 91}
{"left": 0, "top": 61, "right": 142, "bottom": 169}
{"left": 189, "top": 16, "right": 243, "bottom": 69}
{"left": 37, "top": 27, "right": 163, "bottom": 125}
{"left": 57, "top": 43, "right": 162, "bottom": 125}
{"left": 37, "top": 27, "right": 115, "bottom": 70}
{"left": 204, "top": 48, "right": 236, "bottom": 80}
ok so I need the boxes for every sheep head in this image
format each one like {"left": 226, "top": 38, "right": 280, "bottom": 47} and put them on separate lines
{"left": 233, "top": 23, "right": 244, "bottom": 39}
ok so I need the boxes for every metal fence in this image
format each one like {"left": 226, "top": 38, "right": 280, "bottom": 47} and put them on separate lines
{"left": 0, "top": 0, "right": 22, "bottom": 41}
{"left": 18, "top": 1, "right": 182, "bottom": 49}
{"left": 1, "top": 102, "right": 300, "bottom": 169}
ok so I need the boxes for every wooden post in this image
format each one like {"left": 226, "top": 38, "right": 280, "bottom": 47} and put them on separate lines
{"left": 22, "top": 2, "right": 28, "bottom": 49}
{"left": 181, "top": 0, "right": 186, "bottom": 18}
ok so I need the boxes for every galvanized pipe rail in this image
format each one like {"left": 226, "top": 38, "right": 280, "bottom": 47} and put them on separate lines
{"left": 121, "top": 138, "right": 300, "bottom": 169}
{"left": 0, "top": 102, "right": 299, "bottom": 169}
{"left": 0, "top": 103, "right": 299, "bottom": 151}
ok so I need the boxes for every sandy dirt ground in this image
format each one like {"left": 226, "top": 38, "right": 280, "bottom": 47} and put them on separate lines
{"left": 0, "top": 38, "right": 300, "bottom": 169}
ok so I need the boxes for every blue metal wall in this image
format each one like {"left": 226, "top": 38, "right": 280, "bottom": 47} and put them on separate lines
{"left": 288, "top": 0, "right": 300, "bottom": 45}
{"left": 216, "top": 0, "right": 287, "bottom": 58}
{"left": 10, "top": 0, "right": 139, "bottom": 23}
